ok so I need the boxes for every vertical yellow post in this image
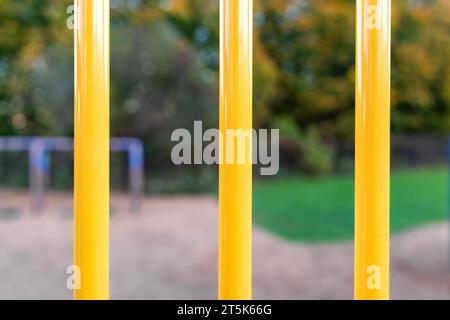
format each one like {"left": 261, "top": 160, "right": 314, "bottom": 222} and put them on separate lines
{"left": 355, "top": 0, "right": 391, "bottom": 300}
{"left": 74, "top": 0, "right": 110, "bottom": 300}
{"left": 219, "top": 0, "right": 253, "bottom": 300}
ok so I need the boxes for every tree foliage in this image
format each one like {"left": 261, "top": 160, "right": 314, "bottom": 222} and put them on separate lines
{"left": 0, "top": 0, "right": 448, "bottom": 178}
{"left": 166, "top": 0, "right": 450, "bottom": 138}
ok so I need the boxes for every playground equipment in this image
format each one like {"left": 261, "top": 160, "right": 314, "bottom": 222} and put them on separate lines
{"left": 0, "top": 137, "right": 35, "bottom": 152}
{"left": 72, "top": 0, "right": 254, "bottom": 301}
{"left": 219, "top": 0, "right": 253, "bottom": 300}
{"left": 0, "top": 136, "right": 143, "bottom": 214}
{"left": 29, "top": 137, "right": 144, "bottom": 213}
{"left": 71, "top": 0, "right": 391, "bottom": 300}
{"left": 74, "top": 0, "right": 110, "bottom": 300}
{"left": 355, "top": 0, "right": 391, "bottom": 299}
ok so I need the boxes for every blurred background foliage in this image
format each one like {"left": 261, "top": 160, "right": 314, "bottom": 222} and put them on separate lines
{"left": 0, "top": 0, "right": 449, "bottom": 191}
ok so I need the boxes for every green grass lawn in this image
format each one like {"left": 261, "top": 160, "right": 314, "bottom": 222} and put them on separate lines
{"left": 253, "top": 167, "right": 448, "bottom": 242}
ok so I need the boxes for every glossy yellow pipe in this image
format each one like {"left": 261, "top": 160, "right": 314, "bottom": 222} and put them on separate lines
{"left": 219, "top": 0, "right": 253, "bottom": 300}
{"left": 355, "top": 0, "right": 391, "bottom": 300}
{"left": 74, "top": 0, "right": 110, "bottom": 300}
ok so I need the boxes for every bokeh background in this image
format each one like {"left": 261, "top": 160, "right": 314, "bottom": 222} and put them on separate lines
{"left": 0, "top": 0, "right": 449, "bottom": 299}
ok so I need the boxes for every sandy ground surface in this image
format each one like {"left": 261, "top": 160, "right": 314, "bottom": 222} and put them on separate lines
{"left": 0, "top": 191, "right": 449, "bottom": 300}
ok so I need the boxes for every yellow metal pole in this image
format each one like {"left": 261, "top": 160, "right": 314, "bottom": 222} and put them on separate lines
{"left": 74, "top": 0, "right": 110, "bottom": 300}
{"left": 219, "top": 0, "right": 253, "bottom": 300}
{"left": 355, "top": 0, "right": 391, "bottom": 300}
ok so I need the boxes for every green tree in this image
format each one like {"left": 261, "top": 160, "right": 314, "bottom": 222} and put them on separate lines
{"left": 165, "top": 0, "right": 450, "bottom": 136}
